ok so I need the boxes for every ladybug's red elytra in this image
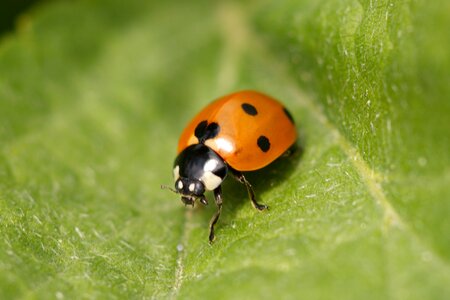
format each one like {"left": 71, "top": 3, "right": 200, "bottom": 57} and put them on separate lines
{"left": 170, "top": 90, "right": 297, "bottom": 242}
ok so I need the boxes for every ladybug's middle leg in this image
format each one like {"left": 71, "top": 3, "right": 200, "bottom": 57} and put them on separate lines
{"left": 230, "top": 169, "right": 268, "bottom": 211}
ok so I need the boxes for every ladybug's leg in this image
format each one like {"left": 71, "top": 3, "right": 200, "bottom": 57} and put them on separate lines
{"left": 199, "top": 195, "right": 208, "bottom": 206}
{"left": 208, "top": 186, "right": 223, "bottom": 243}
{"left": 231, "top": 170, "right": 268, "bottom": 211}
{"left": 282, "top": 143, "right": 298, "bottom": 158}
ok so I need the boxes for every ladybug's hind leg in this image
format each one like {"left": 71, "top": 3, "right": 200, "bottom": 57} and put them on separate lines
{"left": 231, "top": 169, "right": 268, "bottom": 211}
{"left": 209, "top": 186, "right": 223, "bottom": 243}
{"left": 282, "top": 143, "right": 299, "bottom": 158}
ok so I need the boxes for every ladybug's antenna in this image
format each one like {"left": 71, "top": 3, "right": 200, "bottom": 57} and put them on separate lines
{"left": 160, "top": 184, "right": 178, "bottom": 194}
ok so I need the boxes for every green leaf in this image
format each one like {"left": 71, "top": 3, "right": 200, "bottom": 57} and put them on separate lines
{"left": 1, "top": 0, "right": 449, "bottom": 299}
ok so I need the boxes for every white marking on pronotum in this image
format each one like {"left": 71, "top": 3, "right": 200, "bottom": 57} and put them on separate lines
{"left": 173, "top": 165, "right": 180, "bottom": 181}
{"left": 188, "top": 183, "right": 195, "bottom": 192}
{"left": 200, "top": 171, "right": 222, "bottom": 190}
{"left": 177, "top": 180, "right": 183, "bottom": 190}
{"left": 203, "top": 159, "right": 218, "bottom": 172}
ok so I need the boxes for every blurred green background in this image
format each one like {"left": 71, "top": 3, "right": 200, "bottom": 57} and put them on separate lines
{"left": 0, "top": 0, "right": 449, "bottom": 299}
{"left": 0, "top": 0, "right": 41, "bottom": 35}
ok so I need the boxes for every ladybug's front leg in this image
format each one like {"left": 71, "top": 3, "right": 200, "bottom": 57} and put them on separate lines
{"left": 231, "top": 170, "right": 268, "bottom": 211}
{"left": 208, "top": 186, "right": 223, "bottom": 243}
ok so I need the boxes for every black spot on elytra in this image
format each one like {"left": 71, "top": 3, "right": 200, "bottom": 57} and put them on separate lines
{"left": 194, "top": 120, "right": 220, "bottom": 143}
{"left": 283, "top": 107, "right": 295, "bottom": 124}
{"left": 257, "top": 136, "right": 270, "bottom": 152}
{"left": 241, "top": 103, "right": 258, "bottom": 116}
{"left": 194, "top": 120, "right": 208, "bottom": 139}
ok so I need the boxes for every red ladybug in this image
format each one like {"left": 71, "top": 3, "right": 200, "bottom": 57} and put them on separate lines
{"left": 171, "top": 90, "right": 297, "bottom": 242}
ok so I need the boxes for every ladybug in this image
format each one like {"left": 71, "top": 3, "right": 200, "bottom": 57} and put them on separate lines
{"left": 170, "top": 90, "right": 297, "bottom": 242}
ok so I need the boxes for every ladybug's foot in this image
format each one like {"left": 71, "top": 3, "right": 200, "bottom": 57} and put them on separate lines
{"left": 208, "top": 207, "right": 221, "bottom": 244}
{"left": 253, "top": 202, "right": 268, "bottom": 211}
{"left": 208, "top": 226, "right": 216, "bottom": 243}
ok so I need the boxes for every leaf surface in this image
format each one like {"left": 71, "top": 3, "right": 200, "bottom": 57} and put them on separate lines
{"left": 0, "top": 0, "right": 449, "bottom": 299}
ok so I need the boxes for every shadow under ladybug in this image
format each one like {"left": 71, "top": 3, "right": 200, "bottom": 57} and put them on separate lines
{"left": 214, "top": 143, "right": 303, "bottom": 236}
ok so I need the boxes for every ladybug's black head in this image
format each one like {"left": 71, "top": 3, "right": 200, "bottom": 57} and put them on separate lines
{"left": 175, "top": 177, "right": 205, "bottom": 205}
{"left": 172, "top": 144, "right": 227, "bottom": 206}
